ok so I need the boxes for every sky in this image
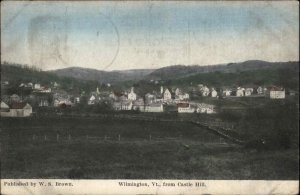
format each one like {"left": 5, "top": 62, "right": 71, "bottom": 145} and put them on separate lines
{"left": 1, "top": 1, "right": 299, "bottom": 71}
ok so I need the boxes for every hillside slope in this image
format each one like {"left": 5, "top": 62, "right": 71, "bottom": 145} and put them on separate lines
{"left": 1, "top": 63, "right": 99, "bottom": 93}
{"left": 49, "top": 67, "right": 154, "bottom": 83}
{"left": 146, "top": 60, "right": 299, "bottom": 80}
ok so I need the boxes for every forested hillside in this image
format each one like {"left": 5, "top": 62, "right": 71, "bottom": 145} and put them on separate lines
{"left": 1, "top": 63, "right": 99, "bottom": 93}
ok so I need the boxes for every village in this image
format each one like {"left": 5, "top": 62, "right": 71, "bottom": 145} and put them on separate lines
{"left": 0, "top": 79, "right": 289, "bottom": 117}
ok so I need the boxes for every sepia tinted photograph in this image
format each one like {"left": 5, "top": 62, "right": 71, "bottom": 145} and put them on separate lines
{"left": 1, "top": 0, "right": 299, "bottom": 187}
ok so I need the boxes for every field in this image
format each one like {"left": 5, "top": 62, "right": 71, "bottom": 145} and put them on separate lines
{"left": 1, "top": 116, "right": 298, "bottom": 179}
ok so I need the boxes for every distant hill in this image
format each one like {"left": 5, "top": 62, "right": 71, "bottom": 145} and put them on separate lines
{"left": 1, "top": 63, "right": 99, "bottom": 94}
{"left": 49, "top": 67, "right": 154, "bottom": 83}
{"left": 2, "top": 60, "right": 298, "bottom": 89}
{"left": 146, "top": 60, "right": 299, "bottom": 80}
{"left": 170, "top": 66, "right": 299, "bottom": 90}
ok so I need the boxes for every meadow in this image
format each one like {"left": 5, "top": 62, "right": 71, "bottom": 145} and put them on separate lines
{"left": 1, "top": 116, "right": 298, "bottom": 179}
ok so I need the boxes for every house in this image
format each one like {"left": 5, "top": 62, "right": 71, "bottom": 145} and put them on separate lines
{"left": 179, "top": 93, "right": 189, "bottom": 100}
{"left": 109, "top": 91, "right": 126, "bottom": 101}
{"left": 245, "top": 88, "right": 253, "bottom": 96}
{"left": 1, "top": 102, "right": 32, "bottom": 117}
{"left": 257, "top": 86, "right": 264, "bottom": 95}
{"left": 88, "top": 95, "right": 96, "bottom": 105}
{"left": 144, "top": 103, "right": 164, "bottom": 112}
{"left": 201, "top": 86, "right": 210, "bottom": 96}
{"left": 53, "top": 82, "right": 60, "bottom": 88}
{"left": 40, "top": 87, "right": 51, "bottom": 93}
{"left": 54, "top": 99, "right": 73, "bottom": 107}
{"left": 177, "top": 103, "right": 195, "bottom": 113}
{"left": 196, "top": 103, "right": 216, "bottom": 114}
{"left": 223, "top": 89, "right": 232, "bottom": 97}
{"left": 145, "top": 93, "right": 156, "bottom": 103}
{"left": 128, "top": 87, "right": 137, "bottom": 101}
{"left": 34, "top": 83, "right": 41, "bottom": 90}
{"left": 113, "top": 101, "right": 133, "bottom": 111}
{"left": 109, "top": 92, "right": 117, "bottom": 100}
{"left": 27, "top": 82, "right": 33, "bottom": 88}
{"left": 19, "top": 83, "right": 33, "bottom": 89}
{"left": 163, "top": 88, "right": 173, "bottom": 101}
{"left": 2, "top": 81, "right": 9, "bottom": 86}
{"left": 10, "top": 94, "right": 21, "bottom": 102}
{"left": 211, "top": 88, "right": 218, "bottom": 97}
{"left": 175, "top": 88, "right": 181, "bottom": 96}
{"left": 175, "top": 90, "right": 190, "bottom": 101}
{"left": 132, "top": 99, "right": 144, "bottom": 111}
{"left": 236, "top": 87, "right": 245, "bottom": 97}
{"left": 160, "top": 86, "right": 164, "bottom": 94}
{"left": 1, "top": 101, "right": 10, "bottom": 114}
{"left": 268, "top": 86, "right": 285, "bottom": 99}
{"left": 75, "top": 97, "right": 80, "bottom": 103}
{"left": 39, "top": 99, "right": 49, "bottom": 107}
{"left": 88, "top": 94, "right": 102, "bottom": 105}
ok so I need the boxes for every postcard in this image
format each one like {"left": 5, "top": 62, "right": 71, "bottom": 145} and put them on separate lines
{"left": 1, "top": 1, "right": 299, "bottom": 194}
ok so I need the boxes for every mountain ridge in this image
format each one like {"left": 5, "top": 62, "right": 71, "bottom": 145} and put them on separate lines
{"left": 2, "top": 60, "right": 298, "bottom": 84}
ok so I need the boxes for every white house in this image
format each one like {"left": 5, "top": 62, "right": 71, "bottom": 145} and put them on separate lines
{"left": 39, "top": 99, "right": 49, "bottom": 107}
{"left": 269, "top": 86, "right": 285, "bottom": 99}
{"left": 177, "top": 103, "right": 195, "bottom": 113}
{"left": 211, "top": 88, "right": 218, "bottom": 97}
{"left": 160, "top": 86, "right": 164, "bottom": 94}
{"left": 0, "top": 101, "right": 10, "bottom": 116}
{"left": 40, "top": 87, "right": 51, "bottom": 93}
{"left": 1, "top": 102, "right": 32, "bottom": 117}
{"left": 53, "top": 82, "right": 60, "bottom": 88}
{"left": 175, "top": 90, "right": 190, "bottom": 101}
{"left": 163, "top": 88, "right": 172, "bottom": 101}
{"left": 34, "top": 83, "right": 41, "bottom": 90}
{"left": 175, "top": 88, "right": 181, "bottom": 96}
{"left": 2, "top": 81, "right": 9, "bottom": 86}
{"left": 179, "top": 93, "right": 189, "bottom": 100}
{"left": 145, "top": 93, "right": 156, "bottom": 103}
{"left": 109, "top": 92, "right": 117, "bottom": 100}
{"left": 113, "top": 101, "right": 133, "bottom": 111}
{"left": 144, "top": 103, "right": 164, "bottom": 112}
{"left": 223, "top": 89, "right": 232, "bottom": 97}
{"left": 236, "top": 87, "right": 245, "bottom": 97}
{"left": 201, "top": 86, "right": 210, "bottom": 96}
{"left": 196, "top": 103, "right": 216, "bottom": 114}
{"left": 245, "top": 88, "right": 254, "bottom": 96}
{"left": 257, "top": 86, "right": 264, "bottom": 95}
{"left": 75, "top": 97, "right": 80, "bottom": 104}
{"left": 27, "top": 83, "right": 33, "bottom": 88}
{"left": 128, "top": 87, "right": 137, "bottom": 101}
{"left": 54, "top": 99, "right": 73, "bottom": 107}
{"left": 132, "top": 99, "right": 144, "bottom": 111}
{"left": 88, "top": 95, "right": 96, "bottom": 105}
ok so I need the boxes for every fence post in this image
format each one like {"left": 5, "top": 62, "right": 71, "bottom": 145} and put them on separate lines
{"left": 104, "top": 135, "right": 107, "bottom": 141}
{"left": 56, "top": 134, "right": 59, "bottom": 141}
{"left": 68, "top": 134, "right": 71, "bottom": 141}
{"left": 44, "top": 135, "right": 47, "bottom": 141}
{"left": 149, "top": 134, "right": 152, "bottom": 141}
{"left": 118, "top": 134, "right": 121, "bottom": 141}
{"left": 32, "top": 134, "right": 35, "bottom": 141}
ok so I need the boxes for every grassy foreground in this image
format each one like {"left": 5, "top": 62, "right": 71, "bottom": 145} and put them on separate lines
{"left": 1, "top": 117, "right": 298, "bottom": 179}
